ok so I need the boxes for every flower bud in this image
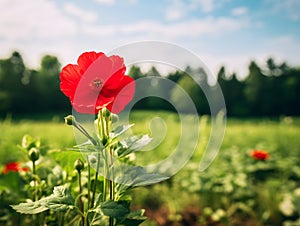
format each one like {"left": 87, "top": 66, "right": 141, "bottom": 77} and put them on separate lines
{"left": 102, "top": 107, "right": 111, "bottom": 118}
{"left": 111, "top": 113, "right": 119, "bottom": 123}
{"left": 88, "top": 155, "right": 97, "bottom": 165}
{"left": 64, "top": 115, "right": 75, "bottom": 126}
{"left": 28, "top": 148, "right": 40, "bottom": 162}
{"left": 74, "top": 158, "right": 84, "bottom": 172}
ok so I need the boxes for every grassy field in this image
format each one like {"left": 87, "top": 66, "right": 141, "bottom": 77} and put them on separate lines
{"left": 1, "top": 111, "right": 300, "bottom": 225}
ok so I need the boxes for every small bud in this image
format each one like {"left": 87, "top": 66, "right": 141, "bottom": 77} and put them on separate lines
{"left": 65, "top": 115, "right": 75, "bottom": 126}
{"left": 88, "top": 155, "right": 97, "bottom": 165}
{"left": 111, "top": 113, "right": 119, "bottom": 123}
{"left": 74, "top": 158, "right": 84, "bottom": 172}
{"left": 102, "top": 107, "right": 111, "bottom": 118}
{"left": 28, "top": 148, "right": 40, "bottom": 162}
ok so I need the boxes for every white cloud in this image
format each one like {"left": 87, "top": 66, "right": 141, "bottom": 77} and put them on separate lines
{"left": 94, "top": 0, "right": 115, "bottom": 5}
{"left": 63, "top": 3, "right": 98, "bottom": 23}
{"left": 231, "top": 7, "right": 248, "bottom": 16}
{"left": 82, "top": 17, "right": 245, "bottom": 39}
{"left": 165, "top": 0, "right": 218, "bottom": 21}
{"left": 165, "top": 17, "right": 244, "bottom": 37}
{"left": 190, "top": 0, "right": 215, "bottom": 13}
{"left": 265, "top": 35, "right": 300, "bottom": 67}
{"left": 0, "top": 0, "right": 77, "bottom": 41}
{"left": 268, "top": 0, "right": 300, "bottom": 21}
{"left": 165, "top": 0, "right": 186, "bottom": 21}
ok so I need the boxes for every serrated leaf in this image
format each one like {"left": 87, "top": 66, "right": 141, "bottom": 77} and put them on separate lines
{"left": 100, "top": 200, "right": 129, "bottom": 219}
{"left": 131, "top": 173, "right": 169, "bottom": 187}
{"left": 116, "top": 166, "right": 169, "bottom": 187}
{"left": 49, "top": 150, "right": 84, "bottom": 173}
{"left": 123, "top": 209, "right": 147, "bottom": 226}
{"left": 110, "top": 124, "right": 134, "bottom": 139}
{"left": 121, "top": 135, "right": 152, "bottom": 151}
{"left": 11, "top": 201, "right": 49, "bottom": 214}
{"left": 11, "top": 186, "right": 75, "bottom": 214}
{"left": 94, "top": 193, "right": 103, "bottom": 208}
{"left": 87, "top": 211, "right": 107, "bottom": 226}
{"left": 118, "top": 135, "right": 152, "bottom": 157}
{"left": 71, "top": 140, "right": 104, "bottom": 153}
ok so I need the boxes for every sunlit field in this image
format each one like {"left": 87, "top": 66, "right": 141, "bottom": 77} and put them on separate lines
{"left": 1, "top": 111, "right": 300, "bottom": 225}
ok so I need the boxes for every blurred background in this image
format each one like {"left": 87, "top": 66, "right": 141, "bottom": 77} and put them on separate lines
{"left": 0, "top": 0, "right": 300, "bottom": 117}
{"left": 1, "top": 0, "right": 300, "bottom": 225}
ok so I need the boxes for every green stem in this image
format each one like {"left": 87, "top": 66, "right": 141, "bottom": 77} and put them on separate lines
{"left": 91, "top": 110, "right": 106, "bottom": 207}
{"left": 87, "top": 160, "right": 91, "bottom": 209}
{"left": 99, "top": 110, "right": 107, "bottom": 144}
{"left": 91, "top": 152, "right": 100, "bottom": 207}
{"left": 59, "top": 212, "right": 64, "bottom": 226}
{"left": 75, "top": 122, "right": 98, "bottom": 146}
{"left": 32, "top": 160, "right": 37, "bottom": 201}
{"left": 103, "top": 166, "right": 107, "bottom": 202}
{"left": 78, "top": 170, "right": 84, "bottom": 226}
{"left": 108, "top": 149, "right": 114, "bottom": 226}
{"left": 109, "top": 149, "right": 114, "bottom": 201}
{"left": 109, "top": 217, "right": 114, "bottom": 226}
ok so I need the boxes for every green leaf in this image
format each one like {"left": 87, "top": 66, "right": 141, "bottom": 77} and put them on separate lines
{"left": 49, "top": 150, "right": 84, "bottom": 173}
{"left": 11, "top": 186, "right": 75, "bottom": 214}
{"left": 100, "top": 200, "right": 129, "bottom": 219}
{"left": 10, "top": 201, "right": 49, "bottom": 214}
{"left": 116, "top": 166, "right": 169, "bottom": 187}
{"left": 87, "top": 211, "right": 107, "bottom": 226}
{"left": 121, "top": 135, "right": 152, "bottom": 151}
{"left": 123, "top": 209, "right": 147, "bottom": 226}
{"left": 69, "top": 140, "right": 104, "bottom": 154}
{"left": 0, "top": 172, "right": 23, "bottom": 193}
{"left": 110, "top": 124, "right": 134, "bottom": 139}
{"left": 88, "top": 199, "right": 129, "bottom": 225}
{"left": 21, "top": 134, "right": 40, "bottom": 150}
{"left": 94, "top": 193, "right": 103, "bottom": 208}
{"left": 118, "top": 135, "right": 152, "bottom": 157}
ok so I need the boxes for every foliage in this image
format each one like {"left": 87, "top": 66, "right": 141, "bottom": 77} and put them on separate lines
{"left": 1, "top": 112, "right": 300, "bottom": 225}
{"left": 1, "top": 52, "right": 300, "bottom": 117}
{"left": 4, "top": 108, "right": 170, "bottom": 225}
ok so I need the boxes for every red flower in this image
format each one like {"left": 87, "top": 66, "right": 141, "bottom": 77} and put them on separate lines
{"left": 60, "top": 52, "right": 135, "bottom": 114}
{"left": 250, "top": 150, "right": 269, "bottom": 160}
{"left": 3, "top": 162, "right": 29, "bottom": 174}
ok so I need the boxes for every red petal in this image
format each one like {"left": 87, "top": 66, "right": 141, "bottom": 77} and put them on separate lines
{"left": 107, "top": 76, "right": 135, "bottom": 114}
{"left": 77, "top": 52, "right": 104, "bottom": 73}
{"left": 104, "top": 55, "right": 126, "bottom": 89}
{"left": 60, "top": 64, "right": 81, "bottom": 99}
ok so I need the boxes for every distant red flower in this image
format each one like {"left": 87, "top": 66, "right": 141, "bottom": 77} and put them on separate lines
{"left": 3, "top": 162, "right": 29, "bottom": 174}
{"left": 60, "top": 51, "right": 135, "bottom": 114}
{"left": 250, "top": 150, "right": 269, "bottom": 160}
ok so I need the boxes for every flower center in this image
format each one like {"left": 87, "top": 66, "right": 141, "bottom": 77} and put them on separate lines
{"left": 90, "top": 78, "right": 103, "bottom": 91}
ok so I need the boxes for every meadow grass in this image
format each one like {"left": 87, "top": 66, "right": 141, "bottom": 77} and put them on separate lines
{"left": 1, "top": 111, "right": 299, "bottom": 166}
{"left": 1, "top": 111, "right": 300, "bottom": 225}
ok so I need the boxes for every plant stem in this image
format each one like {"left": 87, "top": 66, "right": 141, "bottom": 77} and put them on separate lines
{"left": 109, "top": 217, "right": 114, "bottom": 226}
{"left": 78, "top": 170, "right": 84, "bottom": 226}
{"left": 91, "top": 152, "right": 100, "bottom": 207}
{"left": 32, "top": 160, "right": 37, "bottom": 201}
{"left": 91, "top": 110, "right": 105, "bottom": 207}
{"left": 109, "top": 149, "right": 114, "bottom": 201}
{"left": 59, "top": 212, "right": 64, "bottom": 226}
{"left": 87, "top": 160, "right": 91, "bottom": 209}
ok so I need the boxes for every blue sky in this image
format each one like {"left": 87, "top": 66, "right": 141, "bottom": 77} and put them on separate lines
{"left": 0, "top": 0, "right": 299, "bottom": 77}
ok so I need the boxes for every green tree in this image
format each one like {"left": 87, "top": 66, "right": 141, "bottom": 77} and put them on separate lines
{"left": 0, "top": 52, "right": 27, "bottom": 114}
{"left": 244, "top": 61, "right": 268, "bottom": 116}
{"left": 171, "top": 67, "right": 209, "bottom": 114}
{"left": 128, "top": 65, "right": 144, "bottom": 80}
{"left": 217, "top": 66, "right": 247, "bottom": 116}
{"left": 31, "top": 55, "right": 69, "bottom": 112}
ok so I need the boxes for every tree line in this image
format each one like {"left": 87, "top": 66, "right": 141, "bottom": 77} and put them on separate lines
{"left": 0, "top": 51, "right": 299, "bottom": 117}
